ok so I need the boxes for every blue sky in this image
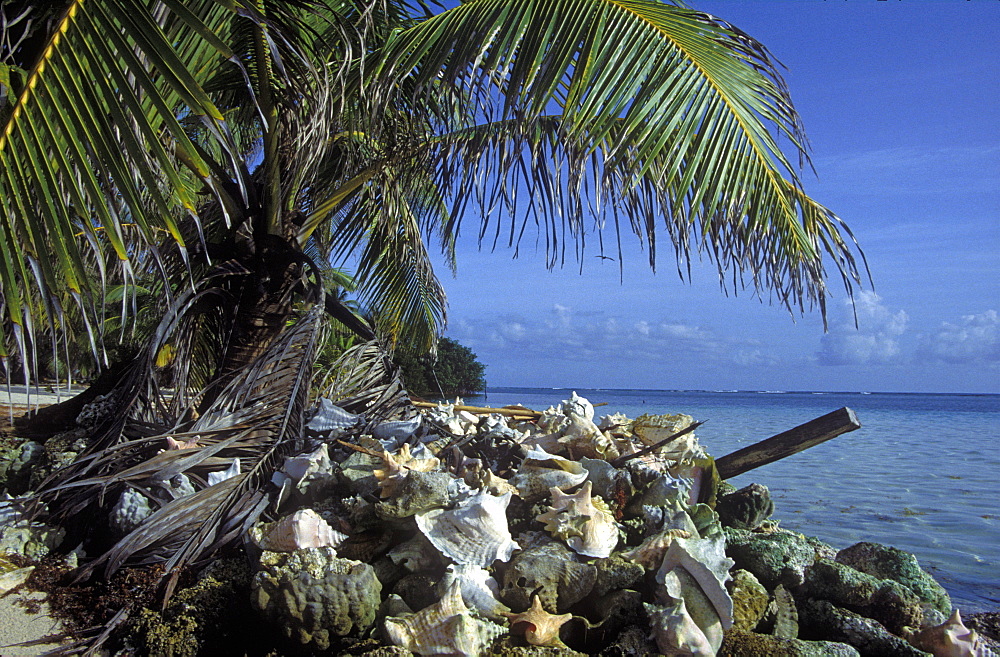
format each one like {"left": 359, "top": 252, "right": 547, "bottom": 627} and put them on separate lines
{"left": 433, "top": 1, "right": 999, "bottom": 394}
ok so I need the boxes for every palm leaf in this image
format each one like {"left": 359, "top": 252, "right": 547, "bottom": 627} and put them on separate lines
{"left": 0, "top": 0, "right": 247, "bottom": 381}
{"left": 348, "top": 0, "right": 866, "bottom": 316}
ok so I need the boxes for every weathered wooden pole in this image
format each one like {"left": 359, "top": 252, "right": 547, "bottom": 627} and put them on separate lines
{"left": 715, "top": 407, "right": 861, "bottom": 479}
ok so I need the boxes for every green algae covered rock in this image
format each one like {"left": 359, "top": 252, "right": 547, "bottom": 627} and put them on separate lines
{"left": 0, "top": 440, "right": 43, "bottom": 494}
{"left": 716, "top": 483, "right": 775, "bottom": 531}
{"left": 728, "top": 569, "right": 769, "bottom": 633}
{"left": 0, "top": 519, "right": 65, "bottom": 558}
{"left": 803, "top": 559, "right": 922, "bottom": 634}
{"left": 835, "top": 542, "right": 951, "bottom": 616}
{"left": 724, "top": 527, "right": 817, "bottom": 589}
{"left": 721, "top": 629, "right": 861, "bottom": 656}
{"left": 798, "top": 598, "right": 931, "bottom": 657}
{"left": 252, "top": 547, "right": 382, "bottom": 650}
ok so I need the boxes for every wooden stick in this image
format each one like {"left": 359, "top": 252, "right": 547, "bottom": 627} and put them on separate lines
{"left": 715, "top": 407, "right": 861, "bottom": 479}
{"left": 412, "top": 399, "right": 606, "bottom": 418}
{"left": 411, "top": 400, "right": 542, "bottom": 419}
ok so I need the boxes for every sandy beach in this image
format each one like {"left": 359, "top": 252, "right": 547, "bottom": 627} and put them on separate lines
{"left": 0, "top": 590, "right": 66, "bottom": 655}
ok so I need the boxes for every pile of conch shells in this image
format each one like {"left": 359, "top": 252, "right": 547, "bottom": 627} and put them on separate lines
{"left": 239, "top": 392, "right": 977, "bottom": 656}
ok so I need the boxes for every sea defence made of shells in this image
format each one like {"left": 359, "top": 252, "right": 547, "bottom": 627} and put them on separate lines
{"left": 1, "top": 391, "right": 997, "bottom": 656}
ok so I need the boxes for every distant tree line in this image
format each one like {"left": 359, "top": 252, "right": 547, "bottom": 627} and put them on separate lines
{"left": 396, "top": 338, "right": 486, "bottom": 398}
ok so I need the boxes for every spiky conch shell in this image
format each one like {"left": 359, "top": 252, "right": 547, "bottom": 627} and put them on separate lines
{"left": 438, "top": 564, "right": 510, "bottom": 621}
{"left": 536, "top": 481, "right": 619, "bottom": 559}
{"left": 252, "top": 509, "right": 348, "bottom": 553}
{"left": 505, "top": 594, "right": 573, "bottom": 648}
{"left": 385, "top": 579, "right": 506, "bottom": 655}
{"left": 646, "top": 599, "right": 716, "bottom": 657}
{"left": 904, "top": 609, "right": 995, "bottom": 657}
{"left": 373, "top": 444, "right": 441, "bottom": 498}
{"left": 415, "top": 491, "right": 520, "bottom": 569}
{"left": 621, "top": 528, "right": 693, "bottom": 569}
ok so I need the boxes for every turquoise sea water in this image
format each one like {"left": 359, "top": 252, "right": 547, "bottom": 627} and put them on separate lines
{"left": 460, "top": 387, "right": 1000, "bottom": 613}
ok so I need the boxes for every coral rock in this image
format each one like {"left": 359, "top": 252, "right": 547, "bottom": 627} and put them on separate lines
{"left": 798, "top": 598, "right": 930, "bottom": 657}
{"left": 501, "top": 541, "right": 597, "bottom": 613}
{"left": 836, "top": 542, "right": 952, "bottom": 616}
{"left": 251, "top": 548, "right": 381, "bottom": 650}
{"left": 728, "top": 569, "right": 769, "bottom": 633}
{"left": 720, "top": 629, "right": 861, "bottom": 657}
{"left": 725, "top": 527, "right": 817, "bottom": 590}
{"left": 717, "top": 483, "right": 775, "bottom": 531}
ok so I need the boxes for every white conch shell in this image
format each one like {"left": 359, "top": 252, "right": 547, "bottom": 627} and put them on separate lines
{"left": 253, "top": 509, "right": 347, "bottom": 553}
{"left": 536, "top": 481, "right": 619, "bottom": 559}
{"left": 385, "top": 580, "right": 506, "bottom": 655}
{"left": 415, "top": 491, "right": 520, "bottom": 569}
{"left": 372, "top": 416, "right": 422, "bottom": 447}
{"left": 207, "top": 458, "right": 241, "bottom": 486}
{"left": 279, "top": 443, "right": 331, "bottom": 482}
{"left": 561, "top": 391, "right": 594, "bottom": 421}
{"left": 646, "top": 599, "right": 716, "bottom": 657}
{"left": 655, "top": 535, "right": 734, "bottom": 631}
{"left": 438, "top": 564, "right": 510, "bottom": 621}
{"left": 631, "top": 413, "right": 706, "bottom": 462}
{"left": 306, "top": 398, "right": 359, "bottom": 433}
{"left": 424, "top": 403, "right": 479, "bottom": 435}
{"left": 621, "top": 528, "right": 693, "bottom": 569}
{"left": 559, "top": 413, "right": 619, "bottom": 460}
{"left": 905, "top": 609, "right": 993, "bottom": 657}
{"left": 510, "top": 447, "right": 589, "bottom": 502}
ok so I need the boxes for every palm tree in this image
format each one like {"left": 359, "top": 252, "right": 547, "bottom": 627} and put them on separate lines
{"left": 0, "top": 0, "right": 865, "bottom": 596}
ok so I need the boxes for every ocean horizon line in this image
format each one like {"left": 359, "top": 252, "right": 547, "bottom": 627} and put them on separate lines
{"left": 478, "top": 386, "right": 1000, "bottom": 398}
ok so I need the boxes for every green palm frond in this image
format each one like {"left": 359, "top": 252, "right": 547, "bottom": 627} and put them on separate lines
{"left": 0, "top": 0, "right": 246, "bottom": 378}
{"left": 353, "top": 0, "right": 866, "bottom": 316}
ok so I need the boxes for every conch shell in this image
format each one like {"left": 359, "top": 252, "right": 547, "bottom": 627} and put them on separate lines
{"left": 252, "top": 508, "right": 347, "bottom": 553}
{"left": 415, "top": 491, "right": 520, "bottom": 568}
{"left": 904, "top": 609, "right": 993, "bottom": 657}
{"left": 510, "top": 447, "right": 589, "bottom": 502}
{"left": 621, "top": 528, "right": 693, "bottom": 569}
{"left": 385, "top": 580, "right": 506, "bottom": 655}
{"left": 438, "top": 564, "right": 510, "bottom": 621}
{"left": 536, "top": 481, "right": 619, "bottom": 559}
{"left": 374, "top": 443, "right": 441, "bottom": 498}
{"left": 506, "top": 594, "right": 573, "bottom": 648}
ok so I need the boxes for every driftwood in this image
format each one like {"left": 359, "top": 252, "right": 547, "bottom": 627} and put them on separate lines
{"left": 411, "top": 400, "right": 541, "bottom": 420}
{"left": 715, "top": 407, "right": 861, "bottom": 479}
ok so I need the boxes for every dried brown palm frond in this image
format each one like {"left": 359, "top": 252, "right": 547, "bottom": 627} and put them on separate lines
{"left": 314, "top": 338, "right": 416, "bottom": 429}
{"left": 29, "top": 284, "right": 323, "bottom": 600}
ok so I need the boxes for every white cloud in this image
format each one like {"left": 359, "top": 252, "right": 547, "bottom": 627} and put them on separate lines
{"left": 921, "top": 310, "right": 999, "bottom": 364}
{"left": 818, "top": 292, "right": 908, "bottom": 365}
{"left": 454, "top": 304, "right": 747, "bottom": 366}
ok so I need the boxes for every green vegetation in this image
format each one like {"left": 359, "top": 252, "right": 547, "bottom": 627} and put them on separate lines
{"left": 397, "top": 338, "right": 487, "bottom": 398}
